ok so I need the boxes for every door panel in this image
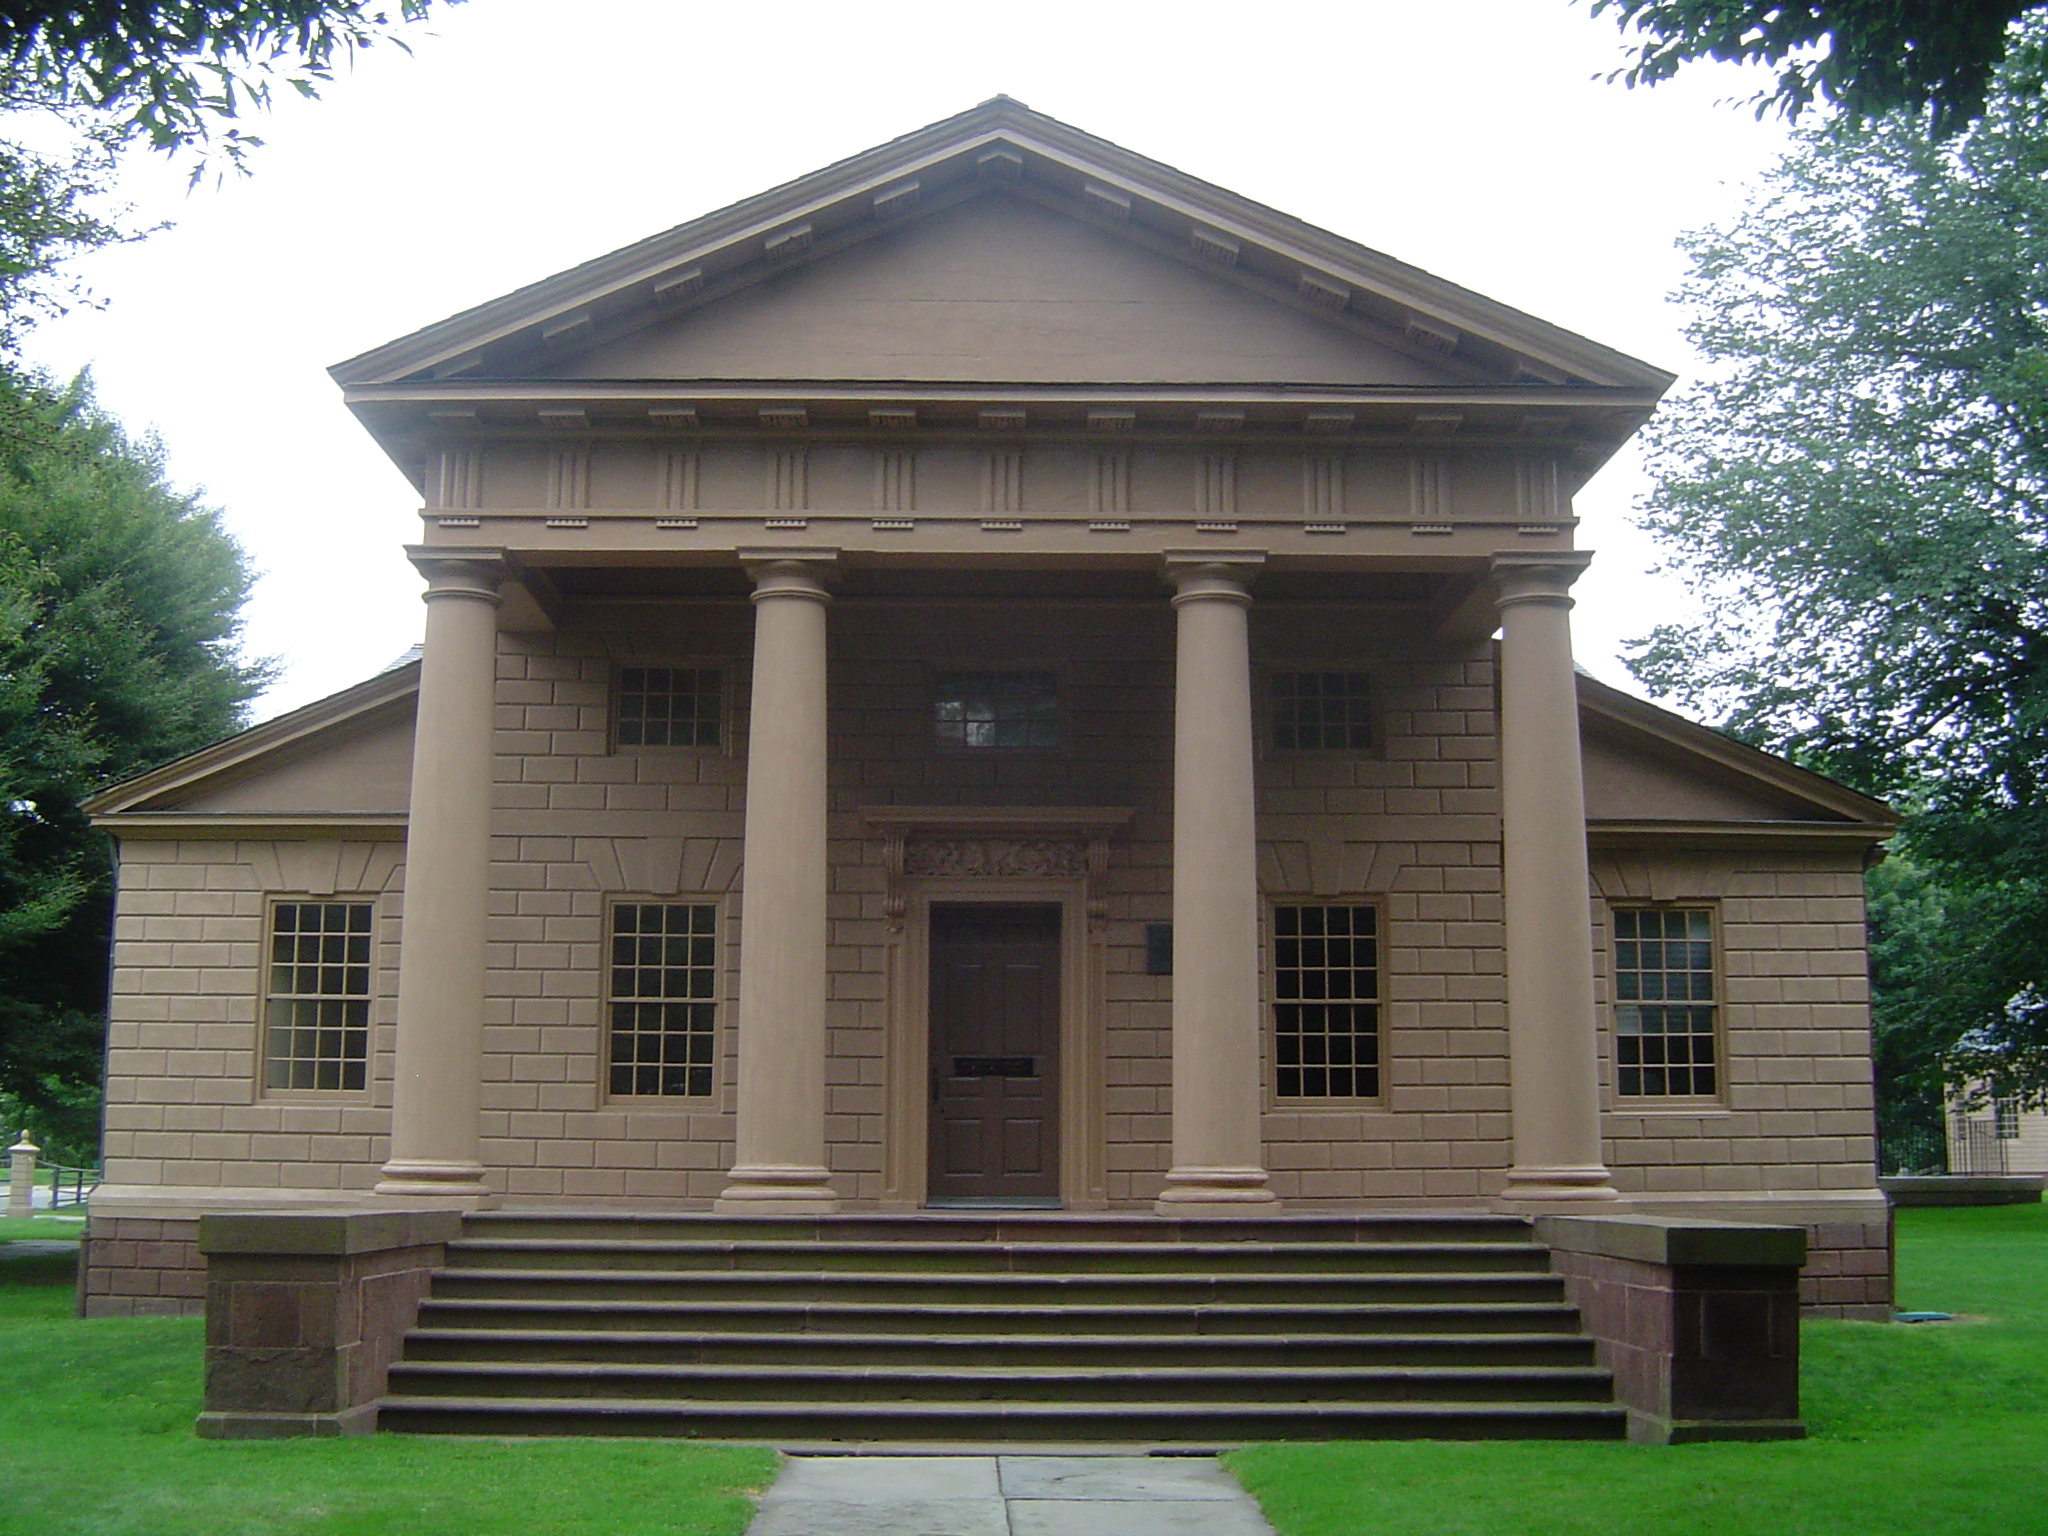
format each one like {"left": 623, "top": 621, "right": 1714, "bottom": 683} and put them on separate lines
{"left": 928, "top": 903, "right": 1060, "bottom": 1201}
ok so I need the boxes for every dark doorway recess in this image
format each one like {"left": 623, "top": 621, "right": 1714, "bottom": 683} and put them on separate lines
{"left": 927, "top": 903, "right": 1061, "bottom": 1203}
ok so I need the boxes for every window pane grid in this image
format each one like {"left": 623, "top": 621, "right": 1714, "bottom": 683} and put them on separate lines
{"left": 934, "top": 671, "right": 1059, "bottom": 749}
{"left": 609, "top": 903, "right": 718, "bottom": 1097}
{"left": 1272, "top": 671, "right": 1372, "bottom": 751}
{"left": 1273, "top": 904, "right": 1380, "bottom": 1098}
{"left": 264, "top": 902, "right": 372, "bottom": 1092}
{"left": 1613, "top": 907, "right": 1718, "bottom": 1096}
{"left": 617, "top": 666, "right": 721, "bottom": 748}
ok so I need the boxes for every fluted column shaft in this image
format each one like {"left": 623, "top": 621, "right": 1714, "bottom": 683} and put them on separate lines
{"left": 378, "top": 551, "right": 505, "bottom": 1200}
{"left": 1156, "top": 556, "right": 1280, "bottom": 1215}
{"left": 1494, "top": 552, "right": 1618, "bottom": 1204}
{"left": 717, "top": 556, "right": 838, "bottom": 1212}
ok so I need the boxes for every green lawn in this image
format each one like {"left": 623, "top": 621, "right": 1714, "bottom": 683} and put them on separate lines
{"left": 1230, "top": 1203, "right": 2048, "bottom": 1536}
{"left": 1, "top": 1207, "right": 2041, "bottom": 1535}
{"left": 0, "top": 1225, "right": 776, "bottom": 1536}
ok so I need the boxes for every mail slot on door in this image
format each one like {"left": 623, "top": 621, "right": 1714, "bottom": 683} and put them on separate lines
{"left": 953, "top": 1056, "right": 1036, "bottom": 1078}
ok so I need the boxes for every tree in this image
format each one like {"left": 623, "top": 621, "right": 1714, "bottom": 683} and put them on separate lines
{"left": 0, "top": 370, "right": 268, "bottom": 1151}
{"left": 1592, "top": 0, "right": 2044, "bottom": 135}
{"left": 1628, "top": 19, "right": 2048, "bottom": 1112}
{"left": 0, "top": 2, "right": 457, "bottom": 168}
{"left": 0, "top": 6, "right": 449, "bottom": 1156}
{"left": 0, "top": 4, "right": 461, "bottom": 342}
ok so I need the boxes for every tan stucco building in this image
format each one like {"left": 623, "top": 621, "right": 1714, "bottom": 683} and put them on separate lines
{"left": 81, "top": 99, "right": 1897, "bottom": 1320}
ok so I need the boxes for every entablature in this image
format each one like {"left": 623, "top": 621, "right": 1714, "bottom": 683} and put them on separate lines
{"left": 351, "top": 380, "right": 1660, "bottom": 500}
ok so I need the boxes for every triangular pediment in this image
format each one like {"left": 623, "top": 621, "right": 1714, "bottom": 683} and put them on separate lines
{"left": 85, "top": 663, "right": 418, "bottom": 824}
{"left": 1576, "top": 672, "right": 1897, "bottom": 834}
{"left": 333, "top": 99, "right": 1672, "bottom": 397}
{"left": 547, "top": 192, "right": 1467, "bottom": 388}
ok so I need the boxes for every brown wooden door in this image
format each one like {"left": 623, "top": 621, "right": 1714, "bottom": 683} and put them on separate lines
{"left": 927, "top": 903, "right": 1060, "bottom": 1202}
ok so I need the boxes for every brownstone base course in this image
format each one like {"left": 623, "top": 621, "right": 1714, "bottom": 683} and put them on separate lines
{"left": 1800, "top": 1216, "right": 1892, "bottom": 1321}
{"left": 79, "top": 1215, "right": 207, "bottom": 1318}
{"left": 195, "top": 1209, "right": 462, "bottom": 1440}
{"left": 1538, "top": 1215, "right": 1806, "bottom": 1445}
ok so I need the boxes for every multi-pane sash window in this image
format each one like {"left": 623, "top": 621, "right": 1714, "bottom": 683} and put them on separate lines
{"left": 264, "top": 902, "right": 372, "bottom": 1091}
{"left": 1272, "top": 671, "right": 1372, "bottom": 752}
{"left": 1995, "top": 1097, "right": 2021, "bottom": 1140}
{"left": 616, "top": 666, "right": 721, "bottom": 748}
{"left": 1612, "top": 907, "right": 1718, "bottom": 1097}
{"left": 609, "top": 903, "right": 718, "bottom": 1097}
{"left": 934, "top": 670, "right": 1059, "bottom": 749}
{"left": 1272, "top": 904, "right": 1380, "bottom": 1098}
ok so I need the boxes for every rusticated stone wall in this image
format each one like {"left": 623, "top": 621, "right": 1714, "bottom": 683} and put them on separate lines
{"left": 79, "top": 1214, "right": 205, "bottom": 1318}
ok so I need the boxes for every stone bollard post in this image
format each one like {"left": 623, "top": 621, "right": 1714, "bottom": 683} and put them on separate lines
{"left": 6, "top": 1134, "right": 39, "bottom": 1217}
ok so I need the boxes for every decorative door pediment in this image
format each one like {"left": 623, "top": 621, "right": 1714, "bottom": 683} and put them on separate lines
{"left": 859, "top": 805, "right": 1129, "bottom": 932}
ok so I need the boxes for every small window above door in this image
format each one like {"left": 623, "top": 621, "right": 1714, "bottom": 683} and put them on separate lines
{"left": 934, "top": 670, "right": 1060, "bottom": 750}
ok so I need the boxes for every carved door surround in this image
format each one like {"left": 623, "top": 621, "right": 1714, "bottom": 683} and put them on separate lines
{"left": 861, "top": 805, "right": 1128, "bottom": 1211}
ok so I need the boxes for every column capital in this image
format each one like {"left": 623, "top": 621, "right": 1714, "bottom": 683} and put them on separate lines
{"left": 405, "top": 546, "right": 510, "bottom": 604}
{"left": 1491, "top": 550, "right": 1595, "bottom": 611}
{"left": 1163, "top": 550, "right": 1265, "bottom": 607}
{"left": 738, "top": 548, "right": 839, "bottom": 604}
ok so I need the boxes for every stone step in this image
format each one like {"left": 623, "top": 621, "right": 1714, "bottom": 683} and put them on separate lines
{"left": 426, "top": 1266, "right": 1566, "bottom": 1307}
{"left": 374, "top": 1211, "right": 1618, "bottom": 1444}
{"left": 375, "top": 1394, "right": 1628, "bottom": 1443}
{"left": 401, "top": 1325, "right": 1601, "bottom": 1369}
{"left": 384, "top": 1359, "right": 1618, "bottom": 1406}
{"left": 459, "top": 1211, "right": 1537, "bottom": 1247}
{"left": 441, "top": 1237, "right": 1554, "bottom": 1276}
{"left": 411, "top": 1295, "right": 1588, "bottom": 1336}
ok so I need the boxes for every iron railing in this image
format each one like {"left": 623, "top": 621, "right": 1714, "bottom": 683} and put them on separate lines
{"left": 1947, "top": 1116, "right": 2009, "bottom": 1176}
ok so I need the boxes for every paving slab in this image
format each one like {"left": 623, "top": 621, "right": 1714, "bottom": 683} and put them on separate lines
{"left": 1010, "top": 1499, "right": 1278, "bottom": 1536}
{"left": 1000, "top": 1455, "right": 1248, "bottom": 1500}
{"left": 747, "top": 1498, "right": 1009, "bottom": 1536}
{"left": 759, "top": 1456, "right": 1003, "bottom": 1503}
{"left": 745, "top": 1453, "right": 1275, "bottom": 1536}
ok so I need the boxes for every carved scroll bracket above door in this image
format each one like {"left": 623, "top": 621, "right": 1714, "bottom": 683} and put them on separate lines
{"left": 858, "top": 806, "right": 1131, "bottom": 934}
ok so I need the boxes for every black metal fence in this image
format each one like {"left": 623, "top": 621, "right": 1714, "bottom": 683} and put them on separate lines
{"left": 1878, "top": 1124, "right": 1948, "bottom": 1176}
{"left": 41, "top": 1162, "right": 98, "bottom": 1210}
{"left": 1947, "top": 1117, "right": 2009, "bottom": 1176}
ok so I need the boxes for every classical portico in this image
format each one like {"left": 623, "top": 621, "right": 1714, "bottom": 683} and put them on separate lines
{"left": 368, "top": 544, "right": 1624, "bottom": 1220}
{"left": 84, "top": 100, "right": 1902, "bottom": 1332}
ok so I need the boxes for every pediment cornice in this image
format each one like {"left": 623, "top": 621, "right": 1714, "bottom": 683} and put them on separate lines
{"left": 331, "top": 99, "right": 1674, "bottom": 400}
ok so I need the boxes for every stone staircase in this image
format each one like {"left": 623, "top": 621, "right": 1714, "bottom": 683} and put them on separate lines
{"left": 377, "top": 1211, "right": 1625, "bottom": 1445}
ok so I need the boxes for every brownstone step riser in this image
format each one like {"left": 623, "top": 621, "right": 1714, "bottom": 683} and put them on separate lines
{"left": 428, "top": 1275, "right": 1567, "bottom": 1306}
{"left": 384, "top": 1366, "right": 1615, "bottom": 1406}
{"left": 401, "top": 1331, "right": 1599, "bottom": 1368}
{"left": 460, "top": 1217, "right": 1538, "bottom": 1247}
{"left": 377, "top": 1400, "right": 1627, "bottom": 1443}
{"left": 441, "top": 1245, "right": 1555, "bottom": 1277}
{"left": 410, "top": 1301, "right": 1587, "bottom": 1337}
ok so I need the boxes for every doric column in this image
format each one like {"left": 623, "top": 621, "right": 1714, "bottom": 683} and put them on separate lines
{"left": 1156, "top": 554, "right": 1280, "bottom": 1215}
{"left": 1493, "top": 552, "right": 1618, "bottom": 1204}
{"left": 377, "top": 549, "right": 506, "bottom": 1200}
{"left": 717, "top": 554, "right": 839, "bottom": 1213}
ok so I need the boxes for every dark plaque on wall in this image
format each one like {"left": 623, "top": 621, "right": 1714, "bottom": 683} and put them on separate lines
{"left": 1145, "top": 922, "right": 1173, "bottom": 976}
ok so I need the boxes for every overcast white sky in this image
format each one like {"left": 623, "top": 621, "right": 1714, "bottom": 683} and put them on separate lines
{"left": 21, "top": 0, "right": 1792, "bottom": 720}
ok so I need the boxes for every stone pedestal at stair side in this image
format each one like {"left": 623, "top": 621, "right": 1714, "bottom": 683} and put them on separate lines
{"left": 196, "top": 1209, "right": 461, "bottom": 1439}
{"left": 1539, "top": 1214, "right": 1806, "bottom": 1443}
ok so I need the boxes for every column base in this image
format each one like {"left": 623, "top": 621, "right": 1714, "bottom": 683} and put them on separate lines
{"left": 374, "top": 1159, "right": 496, "bottom": 1205}
{"left": 1496, "top": 1163, "right": 1622, "bottom": 1206}
{"left": 714, "top": 1163, "right": 839, "bottom": 1215}
{"left": 1153, "top": 1165, "right": 1281, "bottom": 1217}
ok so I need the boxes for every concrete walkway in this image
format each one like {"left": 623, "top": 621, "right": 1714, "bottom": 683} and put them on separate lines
{"left": 744, "top": 1454, "right": 1278, "bottom": 1535}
